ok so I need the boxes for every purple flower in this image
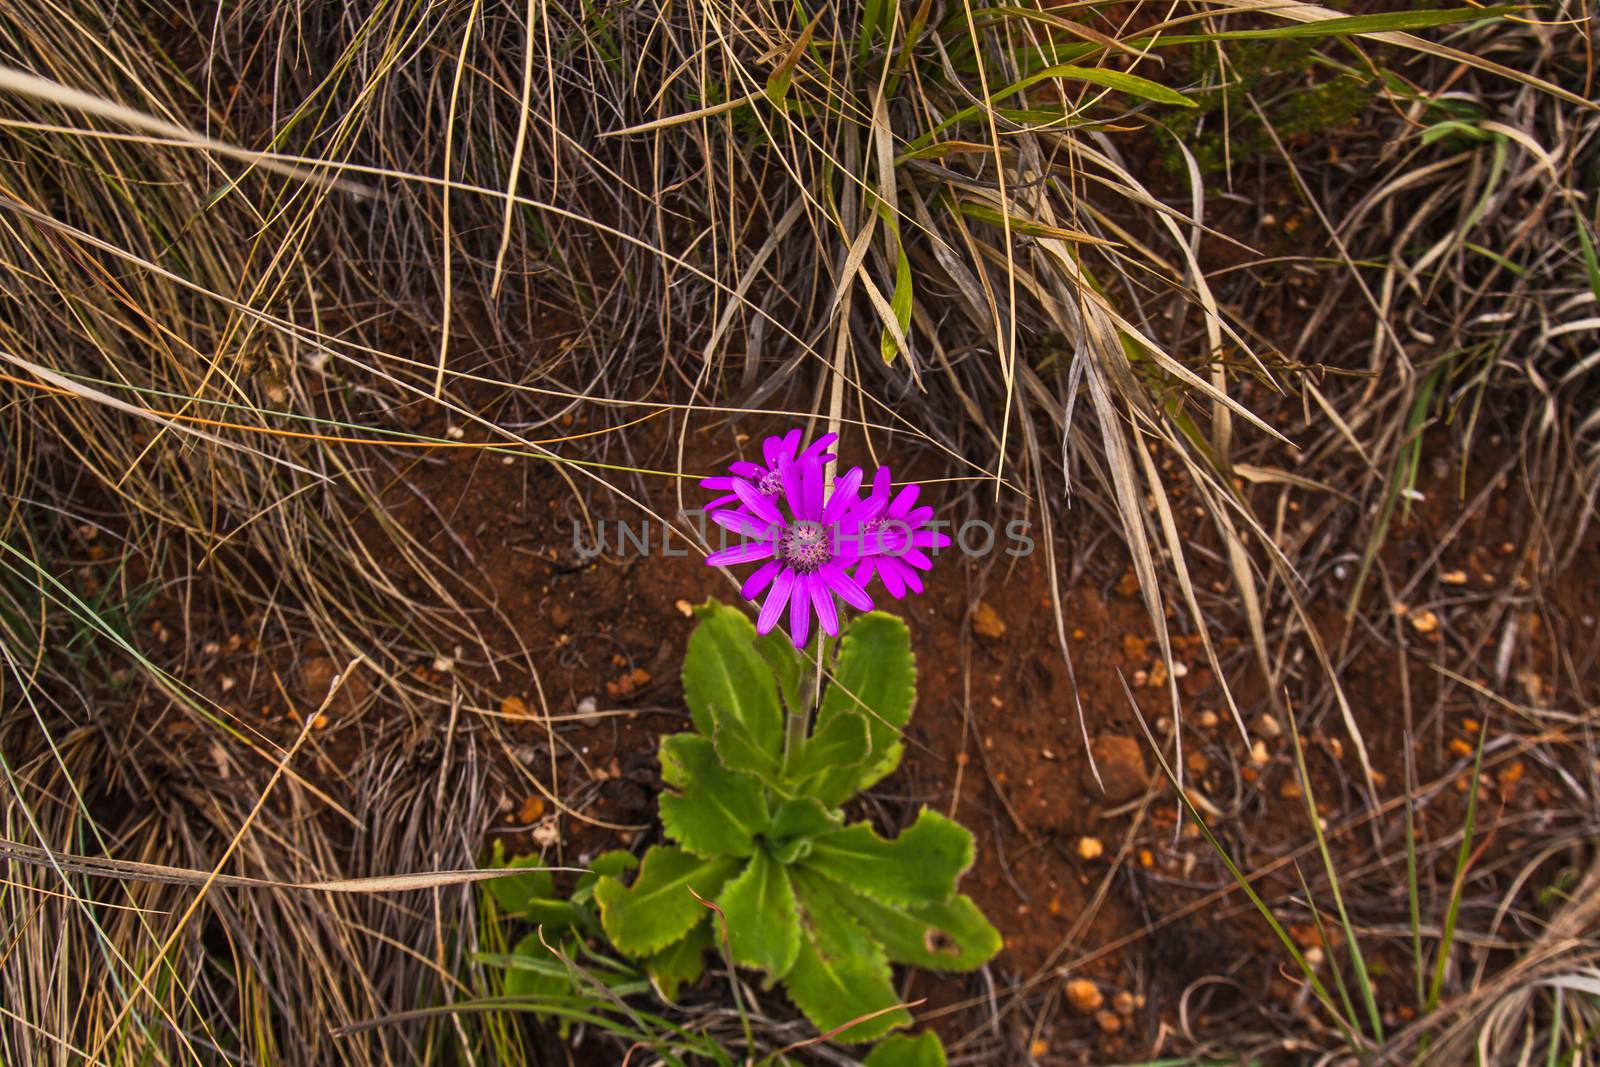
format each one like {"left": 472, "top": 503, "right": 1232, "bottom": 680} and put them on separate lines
{"left": 698, "top": 429, "right": 838, "bottom": 513}
{"left": 851, "top": 466, "right": 950, "bottom": 599}
{"left": 704, "top": 452, "right": 881, "bottom": 647}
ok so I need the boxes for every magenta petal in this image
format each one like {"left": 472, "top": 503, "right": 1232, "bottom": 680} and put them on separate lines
{"left": 810, "top": 577, "right": 839, "bottom": 636}
{"left": 788, "top": 574, "right": 813, "bottom": 646}
{"left": 891, "top": 483, "right": 919, "bottom": 514}
{"left": 758, "top": 568, "right": 796, "bottom": 633}
{"left": 707, "top": 541, "right": 774, "bottom": 567}
{"left": 801, "top": 432, "right": 839, "bottom": 464}
{"left": 779, "top": 454, "right": 807, "bottom": 520}
{"left": 703, "top": 492, "right": 739, "bottom": 511}
{"left": 902, "top": 547, "right": 933, "bottom": 570}
{"left": 700, "top": 476, "right": 735, "bottom": 490}
{"left": 820, "top": 466, "right": 863, "bottom": 525}
{"left": 732, "top": 478, "right": 785, "bottom": 527}
{"left": 729, "top": 460, "right": 763, "bottom": 478}
{"left": 911, "top": 529, "right": 949, "bottom": 548}
{"left": 880, "top": 560, "right": 907, "bottom": 599}
{"left": 801, "top": 458, "right": 824, "bottom": 521}
{"left": 900, "top": 565, "right": 924, "bottom": 594}
{"left": 742, "top": 559, "right": 782, "bottom": 600}
{"left": 853, "top": 558, "right": 877, "bottom": 588}
{"left": 869, "top": 465, "right": 892, "bottom": 499}
{"left": 822, "top": 562, "right": 872, "bottom": 612}
{"left": 713, "top": 508, "right": 774, "bottom": 539}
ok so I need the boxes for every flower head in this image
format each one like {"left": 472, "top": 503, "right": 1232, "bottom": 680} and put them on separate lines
{"left": 704, "top": 451, "right": 881, "bottom": 647}
{"left": 698, "top": 429, "right": 837, "bottom": 513}
{"left": 851, "top": 466, "right": 950, "bottom": 599}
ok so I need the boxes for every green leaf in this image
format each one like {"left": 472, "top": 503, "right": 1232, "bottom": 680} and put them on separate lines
{"left": 765, "top": 9, "right": 820, "bottom": 108}
{"left": 595, "top": 847, "right": 743, "bottom": 956}
{"left": 783, "top": 710, "right": 869, "bottom": 787}
{"left": 864, "top": 1033, "right": 948, "bottom": 1067}
{"left": 644, "top": 916, "right": 714, "bottom": 1002}
{"left": 716, "top": 849, "right": 801, "bottom": 978}
{"left": 766, "top": 797, "right": 842, "bottom": 864}
{"left": 683, "top": 599, "right": 783, "bottom": 758}
{"left": 803, "top": 809, "right": 973, "bottom": 907}
{"left": 504, "top": 931, "right": 576, "bottom": 999}
{"left": 785, "top": 873, "right": 909, "bottom": 1044}
{"left": 710, "top": 701, "right": 784, "bottom": 783}
{"left": 879, "top": 215, "right": 915, "bottom": 364}
{"left": 810, "top": 612, "right": 916, "bottom": 808}
{"left": 1037, "top": 64, "right": 1196, "bottom": 106}
{"left": 658, "top": 734, "right": 770, "bottom": 858}
{"left": 484, "top": 840, "right": 554, "bottom": 918}
{"left": 835, "top": 888, "right": 1001, "bottom": 972}
{"left": 754, "top": 628, "right": 804, "bottom": 715}
{"left": 575, "top": 850, "right": 639, "bottom": 899}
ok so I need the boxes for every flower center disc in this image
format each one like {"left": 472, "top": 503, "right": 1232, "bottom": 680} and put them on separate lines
{"left": 781, "top": 521, "right": 830, "bottom": 574}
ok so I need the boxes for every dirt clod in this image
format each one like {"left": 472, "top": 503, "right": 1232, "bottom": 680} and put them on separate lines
{"left": 971, "top": 602, "right": 1006, "bottom": 640}
{"left": 1088, "top": 734, "right": 1148, "bottom": 803}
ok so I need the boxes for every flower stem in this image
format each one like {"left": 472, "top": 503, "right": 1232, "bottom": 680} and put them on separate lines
{"left": 785, "top": 631, "right": 825, "bottom": 761}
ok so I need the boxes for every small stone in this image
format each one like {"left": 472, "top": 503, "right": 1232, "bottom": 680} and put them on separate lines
{"left": 1076, "top": 836, "right": 1105, "bottom": 861}
{"left": 1249, "top": 740, "right": 1270, "bottom": 765}
{"left": 432, "top": 654, "right": 455, "bottom": 674}
{"left": 1095, "top": 1010, "right": 1122, "bottom": 1034}
{"left": 576, "top": 695, "right": 598, "bottom": 716}
{"left": 1112, "top": 991, "right": 1135, "bottom": 1016}
{"left": 311, "top": 713, "right": 330, "bottom": 731}
{"left": 1028, "top": 1038, "right": 1049, "bottom": 1057}
{"left": 1279, "top": 779, "right": 1303, "bottom": 800}
{"left": 501, "top": 695, "right": 529, "bottom": 718}
{"left": 1065, "top": 978, "right": 1104, "bottom": 1014}
{"left": 1409, "top": 609, "right": 1440, "bottom": 634}
{"left": 1256, "top": 713, "right": 1282, "bottom": 739}
{"left": 517, "top": 796, "right": 545, "bottom": 824}
{"left": 630, "top": 667, "right": 651, "bottom": 687}
{"left": 1197, "top": 709, "right": 1219, "bottom": 729}
{"left": 675, "top": 599, "right": 694, "bottom": 617}
{"left": 1441, "top": 569, "right": 1469, "bottom": 585}
{"left": 1448, "top": 737, "right": 1474, "bottom": 759}
{"left": 972, "top": 602, "right": 1006, "bottom": 640}
{"left": 530, "top": 822, "right": 559, "bottom": 847}
{"left": 1305, "top": 946, "right": 1325, "bottom": 968}
{"left": 1147, "top": 661, "right": 1168, "bottom": 689}
{"left": 1121, "top": 634, "right": 1148, "bottom": 661}
{"left": 219, "top": 675, "right": 236, "bottom": 693}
